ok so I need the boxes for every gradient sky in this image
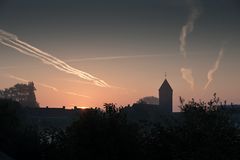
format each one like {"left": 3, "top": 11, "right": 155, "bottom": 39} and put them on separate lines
{"left": 0, "top": 0, "right": 239, "bottom": 111}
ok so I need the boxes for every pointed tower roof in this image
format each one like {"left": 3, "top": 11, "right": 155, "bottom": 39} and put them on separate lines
{"left": 159, "top": 79, "right": 173, "bottom": 91}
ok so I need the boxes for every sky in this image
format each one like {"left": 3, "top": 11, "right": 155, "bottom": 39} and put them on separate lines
{"left": 0, "top": 0, "right": 239, "bottom": 111}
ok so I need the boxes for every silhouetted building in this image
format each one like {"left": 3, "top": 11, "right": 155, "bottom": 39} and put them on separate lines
{"left": 159, "top": 78, "right": 173, "bottom": 113}
{"left": 23, "top": 107, "right": 84, "bottom": 129}
{"left": 124, "top": 77, "right": 174, "bottom": 123}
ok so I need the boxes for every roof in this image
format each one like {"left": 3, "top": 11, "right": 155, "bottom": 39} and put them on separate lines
{"left": 159, "top": 79, "right": 173, "bottom": 91}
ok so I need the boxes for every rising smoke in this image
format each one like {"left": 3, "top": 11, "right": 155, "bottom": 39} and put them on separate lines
{"left": 0, "top": 29, "right": 110, "bottom": 88}
{"left": 179, "top": 2, "right": 200, "bottom": 89}
{"left": 179, "top": 7, "right": 200, "bottom": 58}
{"left": 180, "top": 67, "right": 195, "bottom": 90}
{"left": 204, "top": 48, "right": 224, "bottom": 90}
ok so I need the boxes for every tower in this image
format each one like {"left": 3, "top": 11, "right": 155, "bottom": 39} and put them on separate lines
{"left": 159, "top": 76, "right": 173, "bottom": 113}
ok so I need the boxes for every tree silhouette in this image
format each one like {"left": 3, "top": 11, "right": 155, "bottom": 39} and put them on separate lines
{"left": 176, "top": 93, "right": 240, "bottom": 160}
{"left": 0, "top": 99, "right": 22, "bottom": 157}
{"left": 39, "top": 128, "right": 66, "bottom": 160}
{"left": 0, "top": 94, "right": 240, "bottom": 160}
{"left": 63, "top": 104, "right": 142, "bottom": 160}
{"left": 0, "top": 82, "right": 39, "bottom": 108}
{"left": 137, "top": 96, "right": 159, "bottom": 105}
{"left": 0, "top": 99, "right": 42, "bottom": 160}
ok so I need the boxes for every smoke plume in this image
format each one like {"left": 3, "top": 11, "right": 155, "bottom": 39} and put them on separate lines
{"left": 179, "top": 7, "right": 200, "bottom": 58}
{"left": 180, "top": 67, "right": 194, "bottom": 89}
{"left": 204, "top": 48, "right": 224, "bottom": 90}
{"left": 0, "top": 29, "right": 110, "bottom": 88}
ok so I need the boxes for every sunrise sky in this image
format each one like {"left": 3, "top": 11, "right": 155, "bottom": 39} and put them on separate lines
{"left": 0, "top": 0, "right": 240, "bottom": 111}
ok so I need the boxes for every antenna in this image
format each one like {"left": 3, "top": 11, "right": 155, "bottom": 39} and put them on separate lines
{"left": 165, "top": 72, "right": 167, "bottom": 79}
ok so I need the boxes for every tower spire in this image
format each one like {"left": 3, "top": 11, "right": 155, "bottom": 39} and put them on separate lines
{"left": 159, "top": 75, "right": 173, "bottom": 113}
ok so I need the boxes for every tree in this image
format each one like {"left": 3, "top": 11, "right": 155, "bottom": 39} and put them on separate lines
{"left": 176, "top": 93, "right": 240, "bottom": 160}
{"left": 39, "top": 128, "right": 66, "bottom": 160}
{"left": 0, "top": 99, "right": 42, "bottom": 160}
{"left": 64, "top": 104, "right": 142, "bottom": 160}
{"left": 0, "top": 82, "right": 39, "bottom": 108}
{"left": 137, "top": 96, "right": 159, "bottom": 105}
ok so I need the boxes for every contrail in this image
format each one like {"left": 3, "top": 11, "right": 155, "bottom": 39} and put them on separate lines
{"left": 180, "top": 67, "right": 194, "bottom": 89}
{"left": 179, "top": 7, "right": 200, "bottom": 58}
{"left": 8, "top": 74, "right": 58, "bottom": 92}
{"left": 0, "top": 29, "right": 110, "bottom": 88}
{"left": 37, "top": 83, "right": 58, "bottom": 92}
{"left": 0, "top": 66, "right": 16, "bottom": 70}
{"left": 7, "top": 74, "right": 90, "bottom": 98}
{"left": 64, "top": 79, "right": 95, "bottom": 85}
{"left": 204, "top": 48, "right": 224, "bottom": 90}
{"left": 8, "top": 74, "right": 28, "bottom": 83}
{"left": 65, "top": 92, "right": 90, "bottom": 98}
{"left": 65, "top": 78, "right": 129, "bottom": 91}
{"left": 66, "top": 54, "right": 172, "bottom": 62}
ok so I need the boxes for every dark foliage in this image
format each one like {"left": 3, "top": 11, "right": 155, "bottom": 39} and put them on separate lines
{"left": 0, "top": 82, "right": 39, "bottom": 108}
{"left": 137, "top": 96, "right": 159, "bottom": 105}
{"left": 63, "top": 103, "right": 143, "bottom": 160}
{"left": 0, "top": 95, "right": 240, "bottom": 160}
{"left": 0, "top": 99, "right": 41, "bottom": 160}
{"left": 176, "top": 94, "right": 240, "bottom": 160}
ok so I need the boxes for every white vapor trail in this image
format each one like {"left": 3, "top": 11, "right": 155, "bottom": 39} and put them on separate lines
{"left": 0, "top": 66, "right": 16, "bottom": 70}
{"left": 8, "top": 75, "right": 90, "bottom": 98}
{"left": 8, "top": 74, "right": 58, "bottom": 92}
{"left": 0, "top": 29, "right": 110, "bottom": 88}
{"left": 8, "top": 74, "right": 28, "bottom": 83}
{"left": 180, "top": 67, "right": 194, "bottom": 89}
{"left": 204, "top": 48, "right": 224, "bottom": 90}
{"left": 65, "top": 92, "right": 90, "bottom": 98}
{"left": 179, "top": 7, "right": 199, "bottom": 58}
{"left": 66, "top": 54, "right": 171, "bottom": 62}
{"left": 38, "top": 83, "right": 59, "bottom": 92}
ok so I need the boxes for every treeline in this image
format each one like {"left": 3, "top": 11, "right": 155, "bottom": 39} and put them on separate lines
{"left": 0, "top": 95, "right": 240, "bottom": 160}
